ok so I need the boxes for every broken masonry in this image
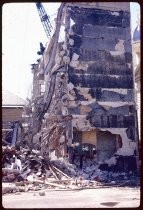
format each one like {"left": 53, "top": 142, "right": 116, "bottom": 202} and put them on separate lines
{"left": 24, "top": 2, "right": 139, "bottom": 173}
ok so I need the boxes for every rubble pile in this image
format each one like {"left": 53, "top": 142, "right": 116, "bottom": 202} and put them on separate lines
{"left": 2, "top": 145, "right": 140, "bottom": 195}
{"left": 2, "top": 146, "right": 45, "bottom": 182}
{"left": 52, "top": 157, "right": 140, "bottom": 186}
{"left": 2, "top": 145, "right": 102, "bottom": 194}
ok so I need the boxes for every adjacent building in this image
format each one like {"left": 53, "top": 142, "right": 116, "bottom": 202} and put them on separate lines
{"left": 132, "top": 14, "right": 140, "bottom": 140}
{"left": 2, "top": 89, "right": 26, "bottom": 145}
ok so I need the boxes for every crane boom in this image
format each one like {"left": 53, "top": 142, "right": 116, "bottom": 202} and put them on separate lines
{"left": 36, "top": 2, "right": 53, "bottom": 38}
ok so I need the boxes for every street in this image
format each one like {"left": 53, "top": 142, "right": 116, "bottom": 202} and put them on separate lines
{"left": 3, "top": 186, "right": 140, "bottom": 208}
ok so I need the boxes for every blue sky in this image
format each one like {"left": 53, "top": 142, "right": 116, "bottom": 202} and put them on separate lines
{"left": 2, "top": 2, "right": 140, "bottom": 100}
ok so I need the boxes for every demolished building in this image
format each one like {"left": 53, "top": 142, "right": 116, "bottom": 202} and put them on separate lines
{"left": 25, "top": 2, "right": 139, "bottom": 172}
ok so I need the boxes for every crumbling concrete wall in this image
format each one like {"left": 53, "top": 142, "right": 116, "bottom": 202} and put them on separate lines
{"left": 29, "top": 3, "right": 138, "bottom": 171}
{"left": 64, "top": 3, "right": 137, "bottom": 162}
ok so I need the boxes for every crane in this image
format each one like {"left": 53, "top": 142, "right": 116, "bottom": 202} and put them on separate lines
{"left": 35, "top": 2, "right": 53, "bottom": 38}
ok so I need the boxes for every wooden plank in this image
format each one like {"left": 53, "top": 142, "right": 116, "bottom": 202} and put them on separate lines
{"left": 28, "top": 179, "right": 66, "bottom": 189}
{"left": 49, "top": 166, "right": 60, "bottom": 180}
{"left": 52, "top": 165, "right": 71, "bottom": 179}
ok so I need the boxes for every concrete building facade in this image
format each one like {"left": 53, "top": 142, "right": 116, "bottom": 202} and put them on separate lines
{"left": 28, "top": 3, "right": 139, "bottom": 171}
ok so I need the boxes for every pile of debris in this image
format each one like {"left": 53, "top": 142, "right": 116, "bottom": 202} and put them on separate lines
{"left": 2, "top": 145, "right": 101, "bottom": 194}
{"left": 2, "top": 145, "right": 140, "bottom": 195}
{"left": 52, "top": 157, "right": 140, "bottom": 185}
